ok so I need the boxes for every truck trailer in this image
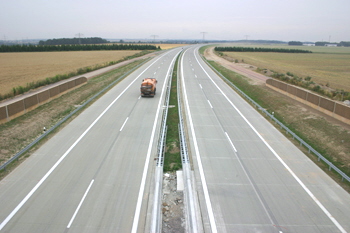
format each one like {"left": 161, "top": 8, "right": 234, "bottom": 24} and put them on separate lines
{"left": 140, "top": 78, "right": 157, "bottom": 97}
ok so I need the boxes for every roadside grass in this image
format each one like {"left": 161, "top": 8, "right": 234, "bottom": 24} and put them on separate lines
{"left": 205, "top": 59, "right": 350, "bottom": 191}
{"left": 0, "top": 59, "right": 146, "bottom": 179}
{"left": 163, "top": 57, "right": 182, "bottom": 172}
{"left": 220, "top": 45, "right": 350, "bottom": 92}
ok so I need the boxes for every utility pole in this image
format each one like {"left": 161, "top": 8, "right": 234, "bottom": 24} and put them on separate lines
{"left": 75, "top": 33, "right": 84, "bottom": 44}
{"left": 200, "top": 32, "right": 208, "bottom": 42}
{"left": 150, "top": 35, "right": 158, "bottom": 43}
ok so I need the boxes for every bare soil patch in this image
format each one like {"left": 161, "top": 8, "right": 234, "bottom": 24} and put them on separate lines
{"left": 162, "top": 172, "right": 185, "bottom": 233}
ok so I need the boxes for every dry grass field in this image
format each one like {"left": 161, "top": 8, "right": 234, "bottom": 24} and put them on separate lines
{"left": 0, "top": 45, "right": 185, "bottom": 96}
{"left": 0, "top": 50, "right": 141, "bottom": 95}
{"left": 222, "top": 45, "right": 350, "bottom": 92}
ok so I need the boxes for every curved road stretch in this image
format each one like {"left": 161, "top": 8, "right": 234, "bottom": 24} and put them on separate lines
{"left": 1, "top": 45, "right": 350, "bottom": 233}
{"left": 180, "top": 46, "right": 350, "bottom": 233}
{"left": 0, "top": 48, "right": 181, "bottom": 232}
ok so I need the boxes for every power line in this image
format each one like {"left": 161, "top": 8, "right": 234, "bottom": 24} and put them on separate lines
{"left": 200, "top": 32, "right": 208, "bottom": 41}
{"left": 75, "top": 33, "right": 84, "bottom": 44}
{"left": 150, "top": 35, "right": 158, "bottom": 43}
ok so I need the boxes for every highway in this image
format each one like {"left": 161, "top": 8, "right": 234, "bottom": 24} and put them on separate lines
{"left": 0, "top": 48, "right": 181, "bottom": 232}
{"left": 1, "top": 45, "right": 350, "bottom": 233}
{"left": 180, "top": 46, "right": 350, "bottom": 233}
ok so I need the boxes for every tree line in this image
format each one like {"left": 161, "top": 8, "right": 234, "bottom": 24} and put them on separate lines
{"left": 39, "top": 37, "right": 109, "bottom": 45}
{"left": 215, "top": 46, "right": 312, "bottom": 53}
{"left": 0, "top": 44, "right": 160, "bottom": 52}
{"left": 289, "top": 41, "right": 350, "bottom": 47}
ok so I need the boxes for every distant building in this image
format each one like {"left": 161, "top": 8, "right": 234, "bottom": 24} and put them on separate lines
{"left": 326, "top": 43, "right": 338, "bottom": 47}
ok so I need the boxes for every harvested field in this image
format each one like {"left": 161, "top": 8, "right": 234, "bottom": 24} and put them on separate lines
{"left": 0, "top": 50, "right": 141, "bottom": 95}
{"left": 221, "top": 45, "right": 350, "bottom": 91}
{"left": 155, "top": 44, "right": 187, "bottom": 50}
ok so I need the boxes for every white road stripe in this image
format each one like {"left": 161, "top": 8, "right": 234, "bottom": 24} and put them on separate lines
{"left": 119, "top": 117, "right": 129, "bottom": 131}
{"left": 199, "top": 84, "right": 202, "bottom": 89}
{"left": 225, "top": 132, "right": 237, "bottom": 152}
{"left": 207, "top": 100, "right": 213, "bottom": 109}
{"left": 67, "top": 179, "right": 94, "bottom": 228}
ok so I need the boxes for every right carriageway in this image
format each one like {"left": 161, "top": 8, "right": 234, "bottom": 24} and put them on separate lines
{"left": 179, "top": 45, "right": 350, "bottom": 233}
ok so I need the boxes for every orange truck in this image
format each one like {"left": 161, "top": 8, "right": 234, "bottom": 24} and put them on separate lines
{"left": 140, "top": 78, "right": 157, "bottom": 97}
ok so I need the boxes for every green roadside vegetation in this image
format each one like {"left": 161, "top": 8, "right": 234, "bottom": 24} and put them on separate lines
{"left": 199, "top": 46, "right": 350, "bottom": 191}
{"left": 163, "top": 56, "right": 182, "bottom": 172}
{"left": 0, "top": 59, "right": 147, "bottom": 179}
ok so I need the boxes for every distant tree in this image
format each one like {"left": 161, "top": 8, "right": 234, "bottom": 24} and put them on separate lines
{"left": 288, "top": 41, "right": 303, "bottom": 46}
{"left": 214, "top": 46, "right": 311, "bottom": 53}
{"left": 338, "top": 41, "right": 350, "bottom": 47}
{"left": 315, "top": 41, "right": 329, "bottom": 46}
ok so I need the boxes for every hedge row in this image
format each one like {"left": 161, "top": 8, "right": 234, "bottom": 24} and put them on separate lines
{"left": 215, "top": 46, "right": 312, "bottom": 53}
{"left": 0, "top": 44, "right": 160, "bottom": 52}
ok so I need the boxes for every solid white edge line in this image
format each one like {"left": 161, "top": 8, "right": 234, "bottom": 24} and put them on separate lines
{"left": 182, "top": 48, "right": 218, "bottom": 233}
{"left": 199, "top": 84, "right": 202, "bottom": 89}
{"left": 0, "top": 51, "right": 170, "bottom": 231}
{"left": 131, "top": 50, "right": 181, "bottom": 233}
{"left": 225, "top": 132, "right": 237, "bottom": 153}
{"left": 193, "top": 49, "right": 347, "bottom": 233}
{"left": 119, "top": 117, "right": 129, "bottom": 131}
{"left": 67, "top": 179, "right": 94, "bottom": 228}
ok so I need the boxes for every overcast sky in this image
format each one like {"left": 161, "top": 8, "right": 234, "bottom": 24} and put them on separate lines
{"left": 1, "top": 0, "right": 349, "bottom": 42}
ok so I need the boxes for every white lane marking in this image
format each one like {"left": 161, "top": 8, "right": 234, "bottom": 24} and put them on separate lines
{"left": 199, "top": 84, "right": 202, "bottom": 89}
{"left": 207, "top": 100, "right": 213, "bottom": 109}
{"left": 181, "top": 49, "right": 218, "bottom": 233}
{"left": 225, "top": 132, "right": 237, "bottom": 152}
{"left": 67, "top": 179, "right": 94, "bottom": 228}
{"left": 0, "top": 51, "right": 171, "bottom": 231}
{"left": 138, "top": 96, "right": 141, "bottom": 99}
{"left": 195, "top": 74, "right": 197, "bottom": 78}
{"left": 131, "top": 50, "right": 181, "bottom": 233}
{"left": 193, "top": 49, "right": 347, "bottom": 233}
{"left": 154, "top": 72, "right": 157, "bottom": 75}
{"left": 119, "top": 117, "right": 129, "bottom": 131}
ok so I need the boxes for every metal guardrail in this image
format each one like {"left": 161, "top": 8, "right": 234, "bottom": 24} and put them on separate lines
{"left": 201, "top": 55, "right": 350, "bottom": 183}
{"left": 0, "top": 58, "right": 151, "bottom": 171}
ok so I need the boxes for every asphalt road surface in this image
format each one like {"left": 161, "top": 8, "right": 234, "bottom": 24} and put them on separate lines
{"left": 0, "top": 48, "right": 181, "bottom": 232}
{"left": 180, "top": 46, "right": 350, "bottom": 233}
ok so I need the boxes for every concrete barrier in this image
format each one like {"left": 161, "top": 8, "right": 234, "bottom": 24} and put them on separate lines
{"left": 266, "top": 79, "right": 350, "bottom": 125}
{"left": 0, "top": 76, "right": 87, "bottom": 123}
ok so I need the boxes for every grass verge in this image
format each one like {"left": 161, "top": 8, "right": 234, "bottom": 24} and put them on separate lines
{"left": 163, "top": 56, "right": 182, "bottom": 172}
